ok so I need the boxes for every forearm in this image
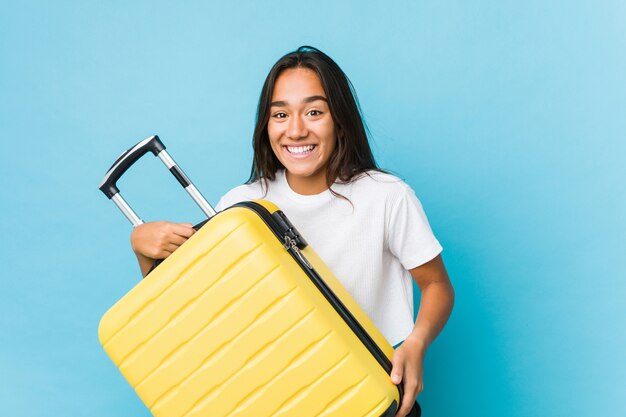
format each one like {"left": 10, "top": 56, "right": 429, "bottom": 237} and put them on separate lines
{"left": 135, "top": 252, "right": 156, "bottom": 278}
{"left": 390, "top": 271, "right": 454, "bottom": 414}
{"left": 407, "top": 280, "right": 455, "bottom": 352}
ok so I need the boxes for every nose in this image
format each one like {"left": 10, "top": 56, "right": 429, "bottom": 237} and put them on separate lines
{"left": 286, "top": 115, "right": 308, "bottom": 140}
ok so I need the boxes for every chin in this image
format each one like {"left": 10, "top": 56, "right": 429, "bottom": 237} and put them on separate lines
{"left": 287, "top": 168, "right": 314, "bottom": 177}
{"left": 285, "top": 164, "right": 321, "bottom": 178}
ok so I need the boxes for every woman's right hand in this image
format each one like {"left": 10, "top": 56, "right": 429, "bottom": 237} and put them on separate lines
{"left": 130, "top": 221, "right": 196, "bottom": 260}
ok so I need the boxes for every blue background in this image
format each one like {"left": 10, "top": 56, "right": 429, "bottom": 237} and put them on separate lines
{"left": 1, "top": 1, "right": 624, "bottom": 416}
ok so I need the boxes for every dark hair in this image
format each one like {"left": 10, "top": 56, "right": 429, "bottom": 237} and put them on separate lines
{"left": 247, "top": 46, "right": 381, "bottom": 189}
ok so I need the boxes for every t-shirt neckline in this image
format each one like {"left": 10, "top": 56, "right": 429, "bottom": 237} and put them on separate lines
{"left": 277, "top": 170, "right": 334, "bottom": 204}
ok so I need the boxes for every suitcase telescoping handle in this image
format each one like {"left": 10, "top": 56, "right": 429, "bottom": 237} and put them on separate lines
{"left": 98, "top": 135, "right": 216, "bottom": 227}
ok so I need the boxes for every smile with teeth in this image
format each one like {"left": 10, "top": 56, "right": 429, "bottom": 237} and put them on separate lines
{"left": 285, "top": 144, "right": 316, "bottom": 155}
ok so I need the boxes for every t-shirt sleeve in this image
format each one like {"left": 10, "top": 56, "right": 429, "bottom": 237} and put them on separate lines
{"left": 214, "top": 184, "right": 259, "bottom": 212}
{"left": 214, "top": 195, "right": 228, "bottom": 212}
{"left": 386, "top": 184, "right": 443, "bottom": 270}
{"left": 215, "top": 192, "right": 243, "bottom": 212}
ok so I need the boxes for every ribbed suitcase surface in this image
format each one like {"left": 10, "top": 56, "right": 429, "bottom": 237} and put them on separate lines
{"left": 99, "top": 203, "right": 400, "bottom": 417}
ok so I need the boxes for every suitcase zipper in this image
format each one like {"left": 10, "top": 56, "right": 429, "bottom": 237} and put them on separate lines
{"left": 283, "top": 236, "right": 313, "bottom": 270}
{"left": 280, "top": 232, "right": 394, "bottom": 375}
{"left": 253, "top": 203, "right": 411, "bottom": 408}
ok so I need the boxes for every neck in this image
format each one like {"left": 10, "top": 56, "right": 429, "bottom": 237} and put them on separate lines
{"left": 285, "top": 171, "right": 330, "bottom": 195}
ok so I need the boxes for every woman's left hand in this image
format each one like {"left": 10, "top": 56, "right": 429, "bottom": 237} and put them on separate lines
{"left": 390, "top": 336, "right": 426, "bottom": 417}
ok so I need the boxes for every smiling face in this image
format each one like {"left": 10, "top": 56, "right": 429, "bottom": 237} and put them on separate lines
{"left": 267, "top": 67, "right": 337, "bottom": 195}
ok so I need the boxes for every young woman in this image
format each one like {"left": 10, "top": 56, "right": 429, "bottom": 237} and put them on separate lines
{"left": 130, "top": 46, "right": 454, "bottom": 417}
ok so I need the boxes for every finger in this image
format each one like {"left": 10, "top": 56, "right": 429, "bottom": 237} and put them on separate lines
{"left": 164, "top": 243, "right": 181, "bottom": 253}
{"left": 167, "top": 233, "right": 190, "bottom": 246}
{"left": 390, "top": 353, "right": 404, "bottom": 385}
{"left": 398, "top": 380, "right": 417, "bottom": 416}
{"left": 397, "top": 400, "right": 416, "bottom": 417}
{"left": 153, "top": 249, "right": 173, "bottom": 260}
{"left": 403, "top": 383, "right": 418, "bottom": 411}
{"left": 397, "top": 389, "right": 416, "bottom": 417}
{"left": 171, "top": 223, "right": 196, "bottom": 238}
{"left": 396, "top": 402, "right": 411, "bottom": 417}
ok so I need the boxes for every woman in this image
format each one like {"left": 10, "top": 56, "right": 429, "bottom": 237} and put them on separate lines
{"left": 131, "top": 46, "right": 454, "bottom": 417}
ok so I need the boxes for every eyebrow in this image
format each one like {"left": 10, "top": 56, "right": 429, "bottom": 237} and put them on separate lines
{"left": 270, "top": 95, "right": 328, "bottom": 107}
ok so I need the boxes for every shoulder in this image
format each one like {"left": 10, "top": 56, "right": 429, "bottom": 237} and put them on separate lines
{"left": 345, "top": 170, "right": 415, "bottom": 201}
{"left": 340, "top": 170, "right": 430, "bottom": 222}
{"left": 216, "top": 180, "right": 268, "bottom": 210}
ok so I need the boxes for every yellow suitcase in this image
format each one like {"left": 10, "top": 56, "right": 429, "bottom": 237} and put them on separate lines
{"left": 98, "top": 136, "right": 420, "bottom": 417}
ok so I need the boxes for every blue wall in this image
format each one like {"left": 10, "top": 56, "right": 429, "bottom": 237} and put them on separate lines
{"left": 1, "top": 1, "right": 624, "bottom": 416}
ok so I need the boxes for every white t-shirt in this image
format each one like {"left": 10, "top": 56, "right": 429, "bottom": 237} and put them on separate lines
{"left": 215, "top": 169, "right": 442, "bottom": 346}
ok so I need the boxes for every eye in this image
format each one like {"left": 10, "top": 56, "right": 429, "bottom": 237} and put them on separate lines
{"left": 272, "top": 112, "right": 287, "bottom": 119}
{"left": 308, "top": 110, "right": 322, "bottom": 116}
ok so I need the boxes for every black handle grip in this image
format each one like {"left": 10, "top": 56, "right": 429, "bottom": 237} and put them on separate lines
{"left": 99, "top": 135, "right": 166, "bottom": 199}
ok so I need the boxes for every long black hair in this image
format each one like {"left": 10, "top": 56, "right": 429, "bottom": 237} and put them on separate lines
{"left": 248, "top": 46, "right": 381, "bottom": 187}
